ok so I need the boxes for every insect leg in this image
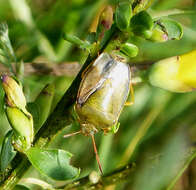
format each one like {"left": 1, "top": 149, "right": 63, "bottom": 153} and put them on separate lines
{"left": 125, "top": 80, "right": 134, "bottom": 106}
{"left": 90, "top": 133, "right": 103, "bottom": 174}
{"left": 63, "top": 130, "right": 82, "bottom": 138}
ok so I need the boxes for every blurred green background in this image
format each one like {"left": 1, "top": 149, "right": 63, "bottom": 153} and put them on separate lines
{"left": 0, "top": 0, "right": 196, "bottom": 189}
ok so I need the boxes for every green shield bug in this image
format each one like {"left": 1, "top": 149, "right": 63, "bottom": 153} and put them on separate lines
{"left": 64, "top": 53, "right": 134, "bottom": 174}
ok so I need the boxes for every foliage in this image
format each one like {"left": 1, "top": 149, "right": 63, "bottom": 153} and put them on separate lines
{"left": 0, "top": 0, "right": 195, "bottom": 189}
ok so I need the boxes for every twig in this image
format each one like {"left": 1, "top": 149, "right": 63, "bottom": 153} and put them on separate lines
{"left": 0, "top": 61, "right": 81, "bottom": 76}
{"left": 62, "top": 163, "right": 135, "bottom": 190}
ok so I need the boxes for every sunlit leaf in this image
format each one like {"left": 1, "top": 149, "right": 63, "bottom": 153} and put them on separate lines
{"left": 130, "top": 11, "right": 153, "bottom": 39}
{"left": 115, "top": 2, "right": 132, "bottom": 31}
{"left": 157, "top": 18, "right": 183, "bottom": 40}
{"left": 26, "top": 147, "right": 80, "bottom": 180}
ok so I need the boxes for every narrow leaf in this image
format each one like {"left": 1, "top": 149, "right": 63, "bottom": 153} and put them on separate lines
{"left": 0, "top": 130, "right": 16, "bottom": 171}
{"left": 27, "top": 84, "right": 54, "bottom": 134}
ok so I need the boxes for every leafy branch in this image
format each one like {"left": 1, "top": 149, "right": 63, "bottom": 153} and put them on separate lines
{"left": 0, "top": 55, "right": 91, "bottom": 189}
{"left": 0, "top": 24, "right": 115, "bottom": 188}
{"left": 0, "top": 0, "right": 189, "bottom": 189}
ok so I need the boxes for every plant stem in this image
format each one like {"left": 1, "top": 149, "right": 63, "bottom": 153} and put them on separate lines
{"left": 2, "top": 156, "right": 30, "bottom": 190}
{"left": 0, "top": 61, "right": 81, "bottom": 76}
{"left": 150, "top": 9, "right": 195, "bottom": 19}
{"left": 166, "top": 149, "right": 196, "bottom": 190}
{"left": 62, "top": 163, "right": 135, "bottom": 190}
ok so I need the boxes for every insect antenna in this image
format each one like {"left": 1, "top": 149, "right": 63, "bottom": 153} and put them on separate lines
{"left": 90, "top": 133, "right": 103, "bottom": 175}
{"left": 63, "top": 130, "right": 82, "bottom": 138}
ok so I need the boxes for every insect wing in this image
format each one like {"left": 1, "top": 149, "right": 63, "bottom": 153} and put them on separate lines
{"left": 108, "top": 60, "right": 130, "bottom": 119}
{"left": 77, "top": 53, "right": 116, "bottom": 105}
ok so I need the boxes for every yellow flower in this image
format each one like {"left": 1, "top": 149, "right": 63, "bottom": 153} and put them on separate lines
{"left": 177, "top": 50, "right": 196, "bottom": 88}
{"left": 149, "top": 50, "right": 196, "bottom": 92}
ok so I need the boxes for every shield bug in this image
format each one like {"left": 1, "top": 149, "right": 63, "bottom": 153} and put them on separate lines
{"left": 64, "top": 53, "right": 133, "bottom": 174}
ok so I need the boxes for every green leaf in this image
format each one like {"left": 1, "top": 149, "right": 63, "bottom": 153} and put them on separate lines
{"left": 0, "top": 130, "right": 16, "bottom": 171}
{"left": 28, "top": 84, "right": 54, "bottom": 134}
{"left": 13, "top": 185, "right": 30, "bottom": 190}
{"left": 63, "top": 33, "right": 91, "bottom": 51}
{"left": 27, "top": 102, "right": 39, "bottom": 133}
{"left": 130, "top": 11, "right": 153, "bottom": 39}
{"left": 156, "top": 19, "right": 183, "bottom": 40}
{"left": 115, "top": 2, "right": 132, "bottom": 31}
{"left": 120, "top": 42, "right": 139, "bottom": 58}
{"left": 130, "top": 11, "right": 153, "bottom": 30}
{"left": 26, "top": 148, "right": 80, "bottom": 181}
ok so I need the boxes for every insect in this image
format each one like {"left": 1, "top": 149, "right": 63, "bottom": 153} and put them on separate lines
{"left": 64, "top": 52, "right": 134, "bottom": 174}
